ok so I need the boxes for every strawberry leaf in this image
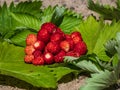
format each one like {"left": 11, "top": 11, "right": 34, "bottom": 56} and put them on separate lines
{"left": 88, "top": 0, "right": 120, "bottom": 21}
{"left": 64, "top": 56, "right": 100, "bottom": 73}
{"left": 80, "top": 70, "right": 117, "bottom": 90}
{"left": 11, "top": 1, "right": 42, "bottom": 18}
{"left": 60, "top": 10, "right": 82, "bottom": 34}
{"left": 77, "top": 16, "right": 120, "bottom": 61}
{"left": 11, "top": 13, "right": 41, "bottom": 31}
{"left": 51, "top": 6, "right": 65, "bottom": 26}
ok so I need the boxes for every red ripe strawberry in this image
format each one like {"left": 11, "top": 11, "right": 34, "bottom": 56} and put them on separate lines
{"left": 32, "top": 56, "right": 44, "bottom": 65}
{"left": 74, "top": 41, "right": 87, "bottom": 55}
{"left": 46, "top": 42, "right": 61, "bottom": 54}
{"left": 60, "top": 40, "right": 70, "bottom": 52}
{"left": 66, "top": 51, "right": 80, "bottom": 57}
{"left": 26, "top": 34, "right": 37, "bottom": 46}
{"left": 71, "top": 31, "right": 83, "bottom": 44}
{"left": 37, "top": 29, "right": 50, "bottom": 43}
{"left": 41, "top": 22, "right": 56, "bottom": 34}
{"left": 33, "top": 40, "right": 45, "bottom": 51}
{"left": 50, "top": 32, "right": 64, "bottom": 43}
{"left": 54, "top": 50, "right": 66, "bottom": 63}
{"left": 43, "top": 52, "right": 54, "bottom": 64}
{"left": 24, "top": 55, "right": 34, "bottom": 63}
{"left": 32, "top": 50, "right": 42, "bottom": 58}
{"left": 65, "top": 34, "right": 71, "bottom": 39}
{"left": 55, "top": 28, "right": 65, "bottom": 37}
{"left": 24, "top": 45, "right": 35, "bottom": 55}
{"left": 66, "top": 36, "right": 75, "bottom": 50}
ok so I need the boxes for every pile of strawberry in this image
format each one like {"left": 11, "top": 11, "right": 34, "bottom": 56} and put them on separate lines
{"left": 24, "top": 22, "right": 87, "bottom": 65}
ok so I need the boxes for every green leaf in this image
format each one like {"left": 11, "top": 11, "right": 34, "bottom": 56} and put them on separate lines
{"left": 88, "top": 0, "right": 120, "bottom": 21}
{"left": 10, "top": 30, "right": 36, "bottom": 47}
{"left": 0, "top": 2, "right": 16, "bottom": 37}
{"left": 11, "top": 13, "right": 41, "bottom": 31}
{"left": 0, "top": 1, "right": 42, "bottom": 40}
{"left": 60, "top": 10, "right": 82, "bottom": 34}
{"left": 77, "top": 16, "right": 120, "bottom": 61}
{"left": 104, "top": 39, "right": 117, "bottom": 56}
{"left": 64, "top": 56, "right": 100, "bottom": 73}
{"left": 12, "top": 1, "right": 42, "bottom": 18}
{"left": 93, "top": 23, "right": 120, "bottom": 61}
{"left": 80, "top": 70, "right": 117, "bottom": 90}
{"left": 51, "top": 6, "right": 65, "bottom": 26}
{"left": 0, "top": 42, "right": 75, "bottom": 88}
{"left": 40, "top": 6, "right": 55, "bottom": 25}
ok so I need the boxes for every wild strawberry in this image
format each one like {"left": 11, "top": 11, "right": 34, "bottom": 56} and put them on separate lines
{"left": 46, "top": 42, "right": 61, "bottom": 54}
{"left": 60, "top": 40, "right": 70, "bottom": 52}
{"left": 24, "top": 55, "right": 34, "bottom": 63}
{"left": 33, "top": 40, "right": 45, "bottom": 51}
{"left": 55, "top": 28, "right": 65, "bottom": 37}
{"left": 24, "top": 45, "right": 35, "bottom": 55}
{"left": 32, "top": 56, "right": 44, "bottom": 65}
{"left": 50, "top": 32, "right": 64, "bottom": 43}
{"left": 66, "top": 37, "right": 75, "bottom": 50}
{"left": 54, "top": 50, "right": 66, "bottom": 63}
{"left": 43, "top": 52, "right": 54, "bottom": 64}
{"left": 37, "top": 29, "right": 50, "bottom": 43}
{"left": 41, "top": 22, "right": 56, "bottom": 34}
{"left": 74, "top": 41, "right": 87, "bottom": 55}
{"left": 26, "top": 34, "right": 37, "bottom": 46}
{"left": 71, "top": 31, "right": 83, "bottom": 44}
{"left": 65, "top": 34, "right": 71, "bottom": 39}
{"left": 32, "top": 50, "right": 42, "bottom": 58}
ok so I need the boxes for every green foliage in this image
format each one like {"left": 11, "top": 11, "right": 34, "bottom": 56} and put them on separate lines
{"left": 11, "top": 12, "right": 41, "bottom": 31}
{"left": 64, "top": 56, "right": 100, "bottom": 73}
{"left": 51, "top": 6, "right": 65, "bottom": 26}
{"left": 0, "top": 42, "right": 75, "bottom": 88}
{"left": 77, "top": 16, "right": 120, "bottom": 61}
{"left": 88, "top": 0, "right": 120, "bottom": 21}
{"left": 11, "top": 1, "right": 42, "bottom": 18}
{"left": 80, "top": 70, "right": 117, "bottom": 90}
{"left": 79, "top": 32, "right": 120, "bottom": 90}
{"left": 60, "top": 9, "right": 82, "bottom": 34}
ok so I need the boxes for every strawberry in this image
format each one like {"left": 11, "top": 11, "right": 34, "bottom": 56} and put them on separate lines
{"left": 43, "top": 52, "right": 54, "bottom": 64}
{"left": 37, "top": 29, "right": 50, "bottom": 43}
{"left": 71, "top": 31, "right": 83, "bottom": 44}
{"left": 65, "top": 34, "right": 71, "bottom": 40}
{"left": 41, "top": 22, "right": 56, "bottom": 34}
{"left": 32, "top": 50, "right": 42, "bottom": 58}
{"left": 32, "top": 56, "right": 44, "bottom": 65}
{"left": 24, "top": 45, "right": 35, "bottom": 55}
{"left": 54, "top": 50, "right": 66, "bottom": 63}
{"left": 26, "top": 34, "right": 37, "bottom": 46}
{"left": 24, "top": 55, "right": 34, "bottom": 63}
{"left": 60, "top": 40, "right": 70, "bottom": 52}
{"left": 66, "top": 37, "right": 75, "bottom": 50}
{"left": 46, "top": 42, "right": 61, "bottom": 54}
{"left": 74, "top": 41, "right": 87, "bottom": 55}
{"left": 50, "top": 32, "right": 64, "bottom": 43}
{"left": 33, "top": 40, "right": 45, "bottom": 51}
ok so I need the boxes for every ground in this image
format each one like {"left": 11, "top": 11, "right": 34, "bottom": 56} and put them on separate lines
{"left": 0, "top": 0, "right": 116, "bottom": 90}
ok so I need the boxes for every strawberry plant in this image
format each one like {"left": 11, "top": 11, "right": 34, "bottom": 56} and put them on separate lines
{"left": 0, "top": 1, "right": 83, "bottom": 89}
{"left": 65, "top": 32, "right": 120, "bottom": 90}
{"left": 88, "top": 0, "right": 120, "bottom": 21}
{"left": 1, "top": 0, "right": 120, "bottom": 90}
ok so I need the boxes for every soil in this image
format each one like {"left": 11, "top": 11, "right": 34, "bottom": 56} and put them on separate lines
{"left": 0, "top": 0, "right": 116, "bottom": 90}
